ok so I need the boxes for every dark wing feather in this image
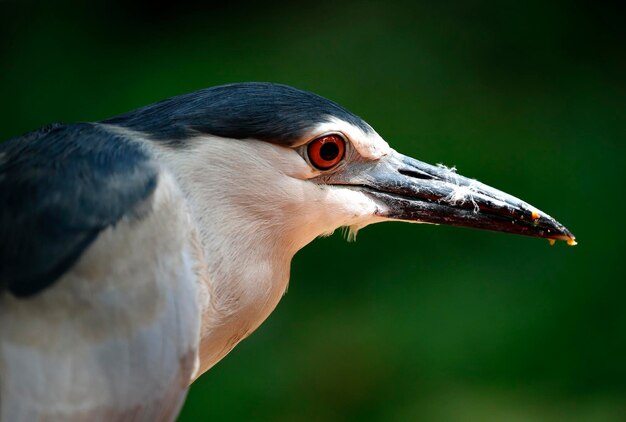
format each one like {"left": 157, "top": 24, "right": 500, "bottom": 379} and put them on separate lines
{"left": 0, "top": 123, "right": 158, "bottom": 297}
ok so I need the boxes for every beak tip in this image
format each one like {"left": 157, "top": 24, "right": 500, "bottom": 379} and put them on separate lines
{"left": 530, "top": 208, "right": 576, "bottom": 246}
{"left": 548, "top": 222, "right": 576, "bottom": 246}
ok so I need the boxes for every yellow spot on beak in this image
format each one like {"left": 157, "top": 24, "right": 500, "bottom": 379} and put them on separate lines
{"left": 567, "top": 238, "right": 578, "bottom": 246}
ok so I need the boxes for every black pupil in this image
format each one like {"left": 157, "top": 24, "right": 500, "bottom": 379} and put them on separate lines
{"left": 320, "top": 142, "right": 339, "bottom": 161}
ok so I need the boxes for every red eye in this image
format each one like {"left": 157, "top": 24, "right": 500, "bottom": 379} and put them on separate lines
{"left": 307, "top": 135, "right": 345, "bottom": 170}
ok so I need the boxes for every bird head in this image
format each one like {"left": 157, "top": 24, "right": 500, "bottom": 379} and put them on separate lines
{"left": 108, "top": 82, "right": 575, "bottom": 254}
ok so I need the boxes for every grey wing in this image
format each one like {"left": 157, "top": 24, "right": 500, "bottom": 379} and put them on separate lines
{"left": 0, "top": 124, "right": 200, "bottom": 421}
{"left": 0, "top": 123, "right": 159, "bottom": 297}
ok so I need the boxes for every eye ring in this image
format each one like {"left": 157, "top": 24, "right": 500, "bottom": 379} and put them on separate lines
{"left": 307, "top": 134, "right": 346, "bottom": 170}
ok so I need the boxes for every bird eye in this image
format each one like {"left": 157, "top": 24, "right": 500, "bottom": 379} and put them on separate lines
{"left": 307, "top": 135, "right": 345, "bottom": 170}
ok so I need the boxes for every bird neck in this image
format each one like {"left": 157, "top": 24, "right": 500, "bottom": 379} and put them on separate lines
{"left": 152, "top": 138, "right": 319, "bottom": 379}
{"left": 192, "top": 219, "right": 294, "bottom": 378}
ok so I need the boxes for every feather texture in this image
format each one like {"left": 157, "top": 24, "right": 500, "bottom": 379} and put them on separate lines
{"left": 0, "top": 128, "right": 200, "bottom": 421}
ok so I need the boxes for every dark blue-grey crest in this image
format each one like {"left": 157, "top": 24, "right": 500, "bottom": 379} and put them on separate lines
{"left": 103, "top": 82, "right": 373, "bottom": 146}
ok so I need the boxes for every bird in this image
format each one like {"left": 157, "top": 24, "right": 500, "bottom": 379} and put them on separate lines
{"left": 0, "top": 82, "right": 575, "bottom": 421}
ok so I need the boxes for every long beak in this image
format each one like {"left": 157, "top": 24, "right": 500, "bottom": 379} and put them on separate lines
{"left": 326, "top": 150, "right": 576, "bottom": 244}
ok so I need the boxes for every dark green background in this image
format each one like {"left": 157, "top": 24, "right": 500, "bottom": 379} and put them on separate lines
{"left": 1, "top": 1, "right": 624, "bottom": 420}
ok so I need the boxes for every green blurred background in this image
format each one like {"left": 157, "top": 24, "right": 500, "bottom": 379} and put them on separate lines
{"left": 1, "top": 1, "right": 624, "bottom": 420}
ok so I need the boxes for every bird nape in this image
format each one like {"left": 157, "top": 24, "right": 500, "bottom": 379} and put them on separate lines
{"left": 0, "top": 82, "right": 575, "bottom": 421}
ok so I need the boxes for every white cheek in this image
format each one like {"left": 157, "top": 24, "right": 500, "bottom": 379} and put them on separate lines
{"left": 275, "top": 148, "right": 319, "bottom": 180}
{"left": 322, "top": 187, "right": 385, "bottom": 226}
